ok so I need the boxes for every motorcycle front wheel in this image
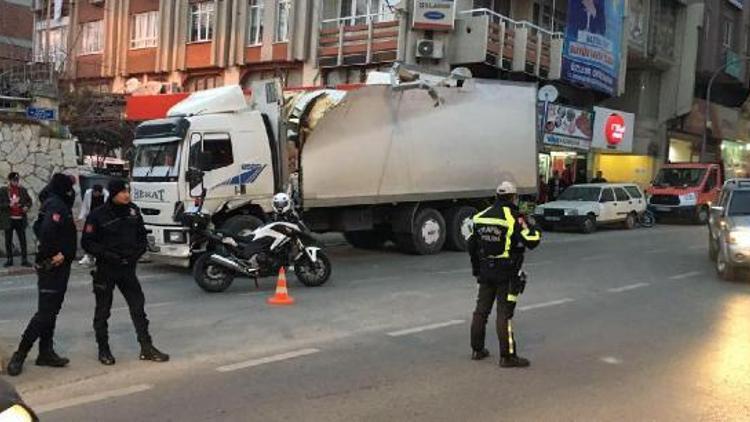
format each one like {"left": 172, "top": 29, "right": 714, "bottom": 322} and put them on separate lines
{"left": 194, "top": 254, "right": 236, "bottom": 293}
{"left": 294, "top": 251, "right": 332, "bottom": 287}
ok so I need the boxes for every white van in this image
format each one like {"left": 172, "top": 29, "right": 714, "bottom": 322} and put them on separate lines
{"left": 534, "top": 184, "right": 648, "bottom": 233}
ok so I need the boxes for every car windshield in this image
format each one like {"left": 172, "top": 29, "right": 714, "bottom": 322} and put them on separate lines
{"left": 728, "top": 191, "right": 750, "bottom": 216}
{"left": 132, "top": 142, "right": 180, "bottom": 179}
{"left": 654, "top": 168, "right": 706, "bottom": 188}
{"left": 557, "top": 187, "right": 601, "bottom": 202}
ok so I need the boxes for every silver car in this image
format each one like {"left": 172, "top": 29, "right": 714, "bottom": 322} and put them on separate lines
{"left": 708, "top": 179, "right": 750, "bottom": 280}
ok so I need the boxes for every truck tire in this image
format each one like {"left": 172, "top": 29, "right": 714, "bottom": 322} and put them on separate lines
{"left": 220, "top": 215, "right": 263, "bottom": 238}
{"left": 396, "top": 208, "right": 446, "bottom": 255}
{"left": 444, "top": 206, "right": 477, "bottom": 251}
{"left": 694, "top": 206, "right": 709, "bottom": 225}
{"left": 343, "top": 230, "right": 388, "bottom": 250}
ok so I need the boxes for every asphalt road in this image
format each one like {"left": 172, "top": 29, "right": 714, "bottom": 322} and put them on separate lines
{"left": 1, "top": 225, "right": 749, "bottom": 421}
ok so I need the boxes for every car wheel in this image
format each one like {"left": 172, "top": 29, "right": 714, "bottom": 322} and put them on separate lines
{"left": 717, "top": 249, "right": 736, "bottom": 281}
{"left": 581, "top": 216, "right": 597, "bottom": 234}
{"left": 695, "top": 206, "right": 709, "bottom": 225}
{"left": 623, "top": 213, "right": 636, "bottom": 230}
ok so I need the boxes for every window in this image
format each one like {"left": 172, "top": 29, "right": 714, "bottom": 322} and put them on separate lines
{"left": 723, "top": 20, "right": 734, "bottom": 49}
{"left": 190, "top": 2, "right": 215, "bottom": 43}
{"left": 600, "top": 189, "right": 615, "bottom": 203}
{"left": 706, "top": 170, "right": 718, "bottom": 191}
{"left": 614, "top": 188, "right": 630, "bottom": 202}
{"left": 275, "top": 0, "right": 291, "bottom": 42}
{"left": 625, "top": 186, "right": 643, "bottom": 199}
{"left": 728, "top": 191, "right": 750, "bottom": 216}
{"left": 80, "top": 20, "right": 103, "bottom": 55}
{"left": 131, "top": 11, "right": 159, "bottom": 49}
{"left": 248, "top": 0, "right": 264, "bottom": 45}
{"left": 194, "top": 133, "right": 233, "bottom": 170}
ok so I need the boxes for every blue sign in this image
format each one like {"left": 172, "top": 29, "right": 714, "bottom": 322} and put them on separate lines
{"left": 424, "top": 11, "right": 445, "bottom": 20}
{"left": 26, "top": 107, "right": 56, "bottom": 121}
{"left": 562, "top": 0, "right": 625, "bottom": 96}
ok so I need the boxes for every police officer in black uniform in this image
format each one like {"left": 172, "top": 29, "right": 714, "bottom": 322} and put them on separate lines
{"left": 468, "top": 181, "right": 541, "bottom": 368}
{"left": 6, "top": 174, "right": 77, "bottom": 376}
{"left": 81, "top": 180, "right": 169, "bottom": 366}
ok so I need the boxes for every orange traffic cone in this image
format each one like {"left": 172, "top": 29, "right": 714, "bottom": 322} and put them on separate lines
{"left": 267, "top": 267, "right": 295, "bottom": 305}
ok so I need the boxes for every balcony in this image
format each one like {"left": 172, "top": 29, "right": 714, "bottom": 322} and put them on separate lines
{"left": 452, "top": 9, "right": 563, "bottom": 80}
{"left": 318, "top": 13, "right": 400, "bottom": 68}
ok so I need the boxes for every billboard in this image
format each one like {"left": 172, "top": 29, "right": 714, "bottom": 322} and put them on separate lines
{"left": 542, "top": 104, "right": 593, "bottom": 151}
{"left": 592, "top": 107, "right": 635, "bottom": 153}
{"left": 562, "top": 0, "right": 626, "bottom": 96}
{"left": 413, "top": 0, "right": 456, "bottom": 31}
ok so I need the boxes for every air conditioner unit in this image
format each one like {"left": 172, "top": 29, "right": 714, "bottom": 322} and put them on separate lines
{"left": 415, "top": 40, "right": 444, "bottom": 59}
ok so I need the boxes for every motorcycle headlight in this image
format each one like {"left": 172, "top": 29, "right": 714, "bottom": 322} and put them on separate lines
{"left": 679, "top": 193, "right": 698, "bottom": 205}
{"left": 564, "top": 209, "right": 579, "bottom": 216}
{"left": 0, "top": 404, "right": 34, "bottom": 422}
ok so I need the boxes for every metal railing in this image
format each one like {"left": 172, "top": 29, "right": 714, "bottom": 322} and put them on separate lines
{"left": 318, "top": 13, "right": 400, "bottom": 68}
{"left": 0, "top": 62, "right": 60, "bottom": 99}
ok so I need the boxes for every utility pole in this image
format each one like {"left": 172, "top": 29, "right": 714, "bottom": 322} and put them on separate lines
{"left": 45, "top": 0, "right": 53, "bottom": 63}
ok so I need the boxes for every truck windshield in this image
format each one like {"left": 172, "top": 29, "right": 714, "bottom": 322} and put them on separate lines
{"left": 557, "top": 187, "right": 601, "bottom": 202}
{"left": 654, "top": 168, "right": 706, "bottom": 188}
{"left": 728, "top": 191, "right": 750, "bottom": 216}
{"left": 132, "top": 142, "right": 180, "bottom": 181}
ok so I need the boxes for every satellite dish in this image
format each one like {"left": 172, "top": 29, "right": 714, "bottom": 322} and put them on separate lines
{"left": 125, "top": 78, "right": 141, "bottom": 94}
{"left": 538, "top": 85, "right": 559, "bottom": 102}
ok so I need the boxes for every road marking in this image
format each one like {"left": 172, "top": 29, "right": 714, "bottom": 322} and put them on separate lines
{"left": 645, "top": 248, "right": 670, "bottom": 254}
{"left": 580, "top": 254, "right": 610, "bottom": 262}
{"left": 387, "top": 320, "right": 465, "bottom": 337}
{"left": 35, "top": 384, "right": 153, "bottom": 414}
{"left": 518, "top": 298, "right": 575, "bottom": 311}
{"left": 112, "top": 302, "right": 175, "bottom": 312}
{"left": 216, "top": 348, "right": 320, "bottom": 372}
{"left": 601, "top": 357, "right": 623, "bottom": 365}
{"left": 0, "top": 319, "right": 11, "bottom": 324}
{"left": 669, "top": 271, "right": 702, "bottom": 280}
{"left": 526, "top": 260, "right": 554, "bottom": 267}
{"left": 608, "top": 282, "right": 650, "bottom": 293}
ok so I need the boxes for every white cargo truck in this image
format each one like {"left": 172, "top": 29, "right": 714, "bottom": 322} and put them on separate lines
{"left": 131, "top": 71, "right": 538, "bottom": 267}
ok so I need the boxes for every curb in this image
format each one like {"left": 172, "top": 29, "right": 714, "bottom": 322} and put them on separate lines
{"left": 0, "top": 267, "right": 36, "bottom": 278}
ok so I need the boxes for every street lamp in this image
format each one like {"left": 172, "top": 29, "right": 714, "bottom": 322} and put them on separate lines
{"left": 701, "top": 54, "right": 750, "bottom": 162}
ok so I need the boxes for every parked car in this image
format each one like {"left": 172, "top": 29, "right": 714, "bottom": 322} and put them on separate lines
{"left": 708, "top": 179, "right": 750, "bottom": 280}
{"left": 534, "top": 183, "right": 648, "bottom": 234}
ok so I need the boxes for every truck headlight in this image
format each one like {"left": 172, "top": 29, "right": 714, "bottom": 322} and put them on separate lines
{"left": 679, "top": 193, "right": 697, "bottom": 205}
{"left": 564, "top": 209, "right": 579, "bottom": 216}
{"left": 165, "top": 230, "right": 187, "bottom": 244}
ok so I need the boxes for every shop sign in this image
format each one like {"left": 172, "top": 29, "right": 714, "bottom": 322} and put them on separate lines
{"left": 413, "top": 0, "right": 456, "bottom": 30}
{"left": 592, "top": 107, "right": 634, "bottom": 153}
{"left": 543, "top": 134, "right": 592, "bottom": 151}
{"left": 561, "top": 0, "right": 626, "bottom": 96}
{"left": 542, "top": 104, "right": 593, "bottom": 139}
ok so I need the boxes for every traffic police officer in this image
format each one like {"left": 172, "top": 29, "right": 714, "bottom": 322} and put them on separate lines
{"left": 468, "top": 181, "right": 541, "bottom": 368}
{"left": 6, "top": 174, "right": 78, "bottom": 376}
{"left": 81, "top": 179, "right": 169, "bottom": 366}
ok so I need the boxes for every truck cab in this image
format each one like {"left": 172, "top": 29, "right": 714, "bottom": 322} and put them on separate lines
{"left": 647, "top": 163, "right": 723, "bottom": 224}
{"left": 131, "top": 84, "right": 281, "bottom": 266}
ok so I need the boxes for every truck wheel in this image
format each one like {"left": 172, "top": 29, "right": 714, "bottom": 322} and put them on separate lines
{"left": 220, "top": 215, "right": 263, "bottom": 238}
{"left": 581, "top": 215, "right": 597, "bottom": 234}
{"left": 396, "top": 208, "right": 446, "bottom": 255}
{"left": 444, "top": 206, "right": 477, "bottom": 251}
{"left": 695, "top": 206, "right": 709, "bottom": 225}
{"left": 343, "top": 230, "right": 388, "bottom": 250}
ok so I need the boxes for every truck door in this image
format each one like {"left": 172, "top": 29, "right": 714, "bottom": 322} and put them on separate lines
{"left": 250, "top": 79, "right": 284, "bottom": 191}
{"left": 702, "top": 168, "right": 720, "bottom": 205}
{"left": 599, "top": 188, "right": 617, "bottom": 222}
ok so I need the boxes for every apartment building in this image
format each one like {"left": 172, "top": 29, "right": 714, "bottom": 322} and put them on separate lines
{"left": 31, "top": 0, "right": 315, "bottom": 94}
{"left": 0, "top": 0, "right": 34, "bottom": 71}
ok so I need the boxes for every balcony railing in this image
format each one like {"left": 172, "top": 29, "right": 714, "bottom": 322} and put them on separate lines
{"left": 456, "top": 9, "right": 563, "bottom": 80}
{"left": 318, "top": 13, "right": 400, "bottom": 68}
{"left": 0, "top": 62, "right": 59, "bottom": 99}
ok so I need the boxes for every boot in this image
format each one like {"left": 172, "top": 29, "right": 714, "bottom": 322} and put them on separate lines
{"left": 6, "top": 351, "right": 27, "bottom": 376}
{"left": 98, "top": 344, "right": 116, "bottom": 366}
{"left": 499, "top": 355, "right": 531, "bottom": 368}
{"left": 471, "top": 349, "right": 490, "bottom": 361}
{"left": 36, "top": 349, "right": 70, "bottom": 368}
{"left": 139, "top": 343, "right": 169, "bottom": 362}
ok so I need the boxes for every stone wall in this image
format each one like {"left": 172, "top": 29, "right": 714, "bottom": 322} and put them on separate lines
{"left": 0, "top": 120, "right": 79, "bottom": 257}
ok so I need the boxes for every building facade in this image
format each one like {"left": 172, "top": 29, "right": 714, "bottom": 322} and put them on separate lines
{"left": 0, "top": 0, "right": 34, "bottom": 71}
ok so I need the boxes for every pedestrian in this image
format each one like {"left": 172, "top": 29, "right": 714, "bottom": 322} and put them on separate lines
{"left": 81, "top": 179, "right": 169, "bottom": 366}
{"left": 590, "top": 171, "right": 608, "bottom": 184}
{"left": 468, "top": 181, "right": 542, "bottom": 368}
{"left": 77, "top": 184, "right": 109, "bottom": 267}
{"left": 6, "top": 174, "right": 78, "bottom": 376}
{"left": 547, "top": 171, "right": 565, "bottom": 201}
{"left": 0, "top": 172, "right": 33, "bottom": 267}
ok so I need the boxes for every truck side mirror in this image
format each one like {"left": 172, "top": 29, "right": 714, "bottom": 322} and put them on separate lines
{"left": 186, "top": 168, "right": 205, "bottom": 198}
